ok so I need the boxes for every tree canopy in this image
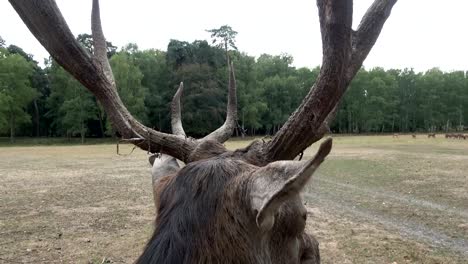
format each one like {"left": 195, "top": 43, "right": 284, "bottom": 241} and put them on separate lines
{"left": 0, "top": 32, "right": 467, "bottom": 141}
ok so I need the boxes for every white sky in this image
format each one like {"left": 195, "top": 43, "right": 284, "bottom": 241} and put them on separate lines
{"left": 1, "top": 0, "right": 468, "bottom": 72}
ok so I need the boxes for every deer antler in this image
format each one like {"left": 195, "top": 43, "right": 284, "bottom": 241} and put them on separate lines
{"left": 9, "top": 0, "right": 198, "bottom": 162}
{"left": 10, "top": 0, "right": 396, "bottom": 166}
{"left": 169, "top": 61, "right": 238, "bottom": 143}
{"left": 202, "top": 61, "right": 237, "bottom": 143}
{"left": 10, "top": 0, "right": 239, "bottom": 162}
{"left": 251, "top": 0, "right": 397, "bottom": 164}
{"left": 91, "top": 0, "right": 114, "bottom": 86}
{"left": 170, "top": 82, "right": 186, "bottom": 137}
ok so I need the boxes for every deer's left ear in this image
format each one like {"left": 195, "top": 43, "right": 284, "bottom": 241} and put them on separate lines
{"left": 249, "top": 138, "right": 332, "bottom": 232}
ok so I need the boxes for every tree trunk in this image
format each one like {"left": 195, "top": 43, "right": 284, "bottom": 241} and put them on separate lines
{"left": 33, "top": 100, "right": 40, "bottom": 136}
{"left": 98, "top": 104, "right": 105, "bottom": 137}
{"left": 241, "top": 111, "right": 245, "bottom": 139}
{"left": 405, "top": 112, "right": 408, "bottom": 132}
{"left": 347, "top": 110, "right": 352, "bottom": 133}
{"left": 10, "top": 114, "right": 15, "bottom": 143}
{"left": 459, "top": 107, "right": 463, "bottom": 130}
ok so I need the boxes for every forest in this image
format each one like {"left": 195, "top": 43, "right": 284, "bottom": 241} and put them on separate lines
{"left": 0, "top": 31, "right": 467, "bottom": 142}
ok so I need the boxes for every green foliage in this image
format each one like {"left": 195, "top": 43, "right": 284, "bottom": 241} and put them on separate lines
{"left": 110, "top": 49, "right": 149, "bottom": 124}
{"left": 46, "top": 62, "right": 99, "bottom": 141}
{"left": 333, "top": 67, "right": 468, "bottom": 133}
{"left": 0, "top": 50, "right": 37, "bottom": 140}
{"left": 2, "top": 31, "right": 468, "bottom": 141}
{"left": 132, "top": 49, "right": 171, "bottom": 130}
{"left": 206, "top": 25, "right": 238, "bottom": 52}
{"left": 76, "top": 33, "right": 117, "bottom": 57}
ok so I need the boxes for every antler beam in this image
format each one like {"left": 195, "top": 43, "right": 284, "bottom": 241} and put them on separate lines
{"left": 202, "top": 61, "right": 238, "bottom": 143}
{"left": 255, "top": 0, "right": 397, "bottom": 163}
{"left": 9, "top": 0, "right": 197, "bottom": 162}
{"left": 262, "top": 0, "right": 353, "bottom": 162}
{"left": 170, "top": 82, "right": 186, "bottom": 137}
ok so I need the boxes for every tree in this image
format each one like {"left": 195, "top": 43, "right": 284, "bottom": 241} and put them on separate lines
{"left": 77, "top": 33, "right": 117, "bottom": 57}
{"left": 133, "top": 49, "right": 171, "bottom": 131}
{"left": 110, "top": 49, "right": 149, "bottom": 124}
{"left": 231, "top": 52, "right": 266, "bottom": 135}
{"left": 46, "top": 61, "right": 99, "bottom": 142}
{"left": 206, "top": 25, "right": 238, "bottom": 62}
{"left": 0, "top": 50, "right": 37, "bottom": 141}
{"left": 7, "top": 44, "right": 50, "bottom": 137}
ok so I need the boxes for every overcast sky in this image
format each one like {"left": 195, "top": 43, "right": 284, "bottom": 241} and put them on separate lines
{"left": 1, "top": 1, "right": 467, "bottom": 72}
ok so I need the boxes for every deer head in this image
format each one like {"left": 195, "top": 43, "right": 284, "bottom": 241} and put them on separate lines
{"left": 9, "top": 0, "right": 397, "bottom": 263}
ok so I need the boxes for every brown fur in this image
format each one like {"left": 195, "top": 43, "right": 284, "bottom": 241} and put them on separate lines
{"left": 141, "top": 156, "right": 320, "bottom": 264}
{"left": 428, "top": 133, "right": 436, "bottom": 138}
{"left": 152, "top": 174, "right": 172, "bottom": 210}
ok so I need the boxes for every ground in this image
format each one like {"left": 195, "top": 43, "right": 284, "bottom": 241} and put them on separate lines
{"left": 0, "top": 135, "right": 467, "bottom": 263}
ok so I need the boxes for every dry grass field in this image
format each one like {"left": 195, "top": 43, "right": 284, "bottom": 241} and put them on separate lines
{"left": 0, "top": 134, "right": 467, "bottom": 263}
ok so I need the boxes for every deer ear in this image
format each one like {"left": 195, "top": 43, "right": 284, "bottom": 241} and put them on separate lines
{"left": 250, "top": 138, "right": 332, "bottom": 232}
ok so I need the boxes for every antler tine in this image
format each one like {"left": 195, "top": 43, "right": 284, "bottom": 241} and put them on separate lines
{"left": 171, "top": 82, "right": 186, "bottom": 137}
{"left": 91, "top": 0, "right": 114, "bottom": 85}
{"left": 9, "top": 0, "right": 197, "bottom": 162}
{"left": 202, "top": 60, "right": 238, "bottom": 143}
{"left": 250, "top": 0, "right": 397, "bottom": 164}
{"left": 262, "top": 0, "right": 353, "bottom": 162}
{"left": 348, "top": 0, "right": 397, "bottom": 79}
{"left": 308, "top": 0, "right": 398, "bottom": 148}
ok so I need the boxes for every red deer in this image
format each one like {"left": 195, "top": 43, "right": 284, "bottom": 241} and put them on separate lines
{"left": 428, "top": 133, "right": 436, "bottom": 138}
{"left": 412, "top": 134, "right": 416, "bottom": 138}
{"left": 9, "top": 0, "right": 397, "bottom": 262}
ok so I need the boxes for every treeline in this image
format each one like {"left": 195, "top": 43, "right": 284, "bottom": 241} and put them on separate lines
{"left": 0, "top": 34, "right": 467, "bottom": 142}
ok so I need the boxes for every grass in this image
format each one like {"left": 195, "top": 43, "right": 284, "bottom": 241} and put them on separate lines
{"left": 0, "top": 137, "right": 117, "bottom": 147}
{"left": 0, "top": 134, "right": 467, "bottom": 263}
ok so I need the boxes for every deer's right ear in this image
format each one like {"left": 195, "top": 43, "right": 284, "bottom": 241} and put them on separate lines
{"left": 249, "top": 138, "right": 332, "bottom": 232}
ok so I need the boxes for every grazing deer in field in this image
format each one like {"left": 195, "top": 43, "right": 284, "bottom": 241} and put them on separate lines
{"left": 392, "top": 133, "right": 399, "bottom": 138}
{"left": 412, "top": 134, "right": 417, "bottom": 138}
{"left": 428, "top": 133, "right": 436, "bottom": 138}
{"left": 9, "top": 0, "right": 397, "bottom": 263}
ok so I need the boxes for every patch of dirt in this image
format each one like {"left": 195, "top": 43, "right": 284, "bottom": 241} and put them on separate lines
{"left": 1, "top": 138, "right": 467, "bottom": 263}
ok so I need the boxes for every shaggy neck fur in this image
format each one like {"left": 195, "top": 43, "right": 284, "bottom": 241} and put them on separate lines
{"left": 136, "top": 158, "right": 270, "bottom": 264}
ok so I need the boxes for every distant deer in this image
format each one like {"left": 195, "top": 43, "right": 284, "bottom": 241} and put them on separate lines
{"left": 428, "top": 133, "right": 436, "bottom": 138}
{"left": 9, "top": 0, "right": 397, "bottom": 263}
{"left": 392, "top": 133, "right": 399, "bottom": 138}
{"left": 412, "top": 134, "right": 416, "bottom": 138}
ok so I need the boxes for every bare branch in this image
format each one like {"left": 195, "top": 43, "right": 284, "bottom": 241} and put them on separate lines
{"left": 202, "top": 61, "right": 237, "bottom": 143}
{"left": 171, "top": 82, "right": 186, "bottom": 137}
{"left": 91, "top": 0, "right": 115, "bottom": 85}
